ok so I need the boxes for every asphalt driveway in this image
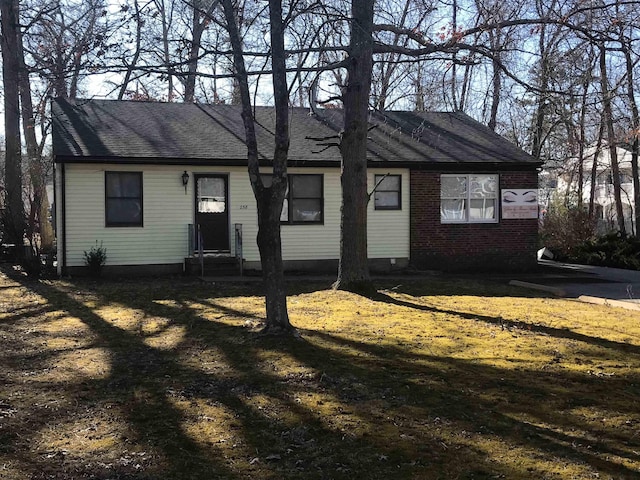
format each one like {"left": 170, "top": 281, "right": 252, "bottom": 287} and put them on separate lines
{"left": 510, "top": 260, "right": 640, "bottom": 310}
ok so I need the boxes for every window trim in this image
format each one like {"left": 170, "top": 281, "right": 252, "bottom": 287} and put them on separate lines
{"left": 261, "top": 173, "right": 324, "bottom": 225}
{"left": 374, "top": 174, "right": 402, "bottom": 210}
{"left": 105, "top": 171, "right": 143, "bottom": 227}
{"left": 440, "top": 173, "right": 499, "bottom": 224}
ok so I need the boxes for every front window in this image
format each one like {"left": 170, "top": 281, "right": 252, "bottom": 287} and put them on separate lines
{"left": 262, "top": 174, "right": 323, "bottom": 224}
{"left": 289, "top": 175, "right": 323, "bottom": 223}
{"left": 374, "top": 174, "right": 401, "bottom": 210}
{"left": 441, "top": 174, "right": 498, "bottom": 223}
{"left": 105, "top": 171, "right": 143, "bottom": 227}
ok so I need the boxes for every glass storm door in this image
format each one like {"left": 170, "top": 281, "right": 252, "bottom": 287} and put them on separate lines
{"left": 195, "top": 174, "right": 229, "bottom": 251}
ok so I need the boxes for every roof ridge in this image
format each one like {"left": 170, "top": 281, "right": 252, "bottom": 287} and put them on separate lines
{"left": 51, "top": 99, "right": 539, "bottom": 166}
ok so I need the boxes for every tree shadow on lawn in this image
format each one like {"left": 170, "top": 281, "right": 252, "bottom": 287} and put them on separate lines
{"left": 305, "top": 328, "right": 640, "bottom": 440}
{"left": 5, "top": 277, "right": 445, "bottom": 479}
{"left": 108, "top": 281, "right": 640, "bottom": 478}
{"left": 3, "top": 273, "right": 639, "bottom": 479}
{"left": 368, "top": 290, "right": 640, "bottom": 357}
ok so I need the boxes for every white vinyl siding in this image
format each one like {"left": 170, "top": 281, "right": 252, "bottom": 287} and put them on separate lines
{"left": 255, "top": 168, "right": 341, "bottom": 261}
{"left": 60, "top": 164, "right": 410, "bottom": 268}
{"left": 64, "top": 164, "right": 193, "bottom": 266}
{"left": 368, "top": 169, "right": 410, "bottom": 259}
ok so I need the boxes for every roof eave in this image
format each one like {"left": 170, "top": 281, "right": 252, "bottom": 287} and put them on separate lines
{"left": 53, "top": 154, "right": 541, "bottom": 171}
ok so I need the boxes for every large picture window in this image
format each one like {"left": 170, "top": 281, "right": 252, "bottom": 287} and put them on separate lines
{"left": 374, "top": 174, "right": 401, "bottom": 210}
{"left": 440, "top": 174, "right": 498, "bottom": 223}
{"left": 105, "top": 171, "right": 143, "bottom": 227}
{"left": 261, "top": 174, "right": 323, "bottom": 224}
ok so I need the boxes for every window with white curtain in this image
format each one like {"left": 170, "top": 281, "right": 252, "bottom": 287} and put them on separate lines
{"left": 440, "top": 174, "right": 498, "bottom": 223}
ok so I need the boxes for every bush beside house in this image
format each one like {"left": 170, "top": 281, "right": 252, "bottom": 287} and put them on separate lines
{"left": 540, "top": 204, "right": 640, "bottom": 270}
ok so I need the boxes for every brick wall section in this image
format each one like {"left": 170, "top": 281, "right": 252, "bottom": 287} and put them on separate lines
{"left": 410, "top": 170, "right": 539, "bottom": 272}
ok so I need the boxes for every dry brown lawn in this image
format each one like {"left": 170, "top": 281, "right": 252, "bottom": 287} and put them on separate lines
{"left": 0, "top": 266, "right": 639, "bottom": 479}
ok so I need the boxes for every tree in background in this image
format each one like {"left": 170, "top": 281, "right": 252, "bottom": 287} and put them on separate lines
{"left": 614, "top": 2, "right": 640, "bottom": 236}
{"left": 1, "top": 0, "right": 25, "bottom": 251}
{"left": 18, "top": 9, "right": 55, "bottom": 254}
{"left": 4, "top": 0, "right": 640, "bottom": 281}
{"left": 25, "top": 0, "right": 111, "bottom": 99}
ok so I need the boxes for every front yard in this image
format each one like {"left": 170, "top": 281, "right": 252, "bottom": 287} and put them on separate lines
{"left": 0, "top": 268, "right": 639, "bottom": 479}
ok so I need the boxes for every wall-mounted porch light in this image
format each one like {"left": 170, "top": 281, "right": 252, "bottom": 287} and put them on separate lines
{"left": 182, "top": 171, "right": 189, "bottom": 194}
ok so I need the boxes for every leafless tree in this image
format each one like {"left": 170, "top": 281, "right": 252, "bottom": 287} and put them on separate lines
{"left": 1, "top": 0, "right": 25, "bottom": 250}
{"left": 615, "top": 4, "right": 640, "bottom": 234}
{"left": 598, "top": 43, "right": 627, "bottom": 234}
{"left": 18, "top": 11, "right": 55, "bottom": 252}
{"left": 220, "top": 0, "right": 294, "bottom": 334}
{"left": 25, "top": 0, "right": 111, "bottom": 99}
{"left": 332, "top": 0, "right": 375, "bottom": 292}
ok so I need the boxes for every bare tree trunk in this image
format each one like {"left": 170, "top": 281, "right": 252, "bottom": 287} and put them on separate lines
{"left": 576, "top": 72, "right": 591, "bottom": 207}
{"left": 598, "top": 45, "right": 626, "bottom": 235}
{"left": 530, "top": 0, "right": 564, "bottom": 161}
{"left": 17, "top": 15, "right": 54, "bottom": 252}
{"left": 488, "top": 52, "right": 501, "bottom": 130}
{"left": 51, "top": 4, "right": 68, "bottom": 98}
{"left": 459, "top": 61, "right": 473, "bottom": 112}
{"left": 415, "top": 63, "right": 425, "bottom": 111}
{"left": 620, "top": 27, "right": 640, "bottom": 235}
{"left": 221, "top": 0, "right": 293, "bottom": 334}
{"left": 487, "top": 27, "right": 501, "bottom": 131}
{"left": 450, "top": 0, "right": 459, "bottom": 110}
{"left": 184, "top": 5, "right": 201, "bottom": 102}
{"left": 68, "top": 7, "right": 99, "bottom": 100}
{"left": 333, "top": 0, "right": 374, "bottom": 293}
{"left": 562, "top": 114, "right": 580, "bottom": 207}
{"left": 588, "top": 121, "right": 605, "bottom": 218}
{"left": 531, "top": 23, "right": 550, "bottom": 160}
{"left": 227, "top": 6, "right": 244, "bottom": 106}
{"left": 118, "top": 0, "right": 143, "bottom": 100}
{"left": 184, "top": 1, "right": 216, "bottom": 102}
{"left": 156, "top": 0, "right": 175, "bottom": 100}
{"left": 260, "top": 0, "right": 291, "bottom": 333}
{"left": 1, "top": 0, "right": 25, "bottom": 252}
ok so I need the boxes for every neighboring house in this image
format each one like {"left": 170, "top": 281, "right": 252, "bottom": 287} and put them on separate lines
{"left": 558, "top": 145, "right": 636, "bottom": 235}
{"left": 51, "top": 98, "right": 541, "bottom": 276}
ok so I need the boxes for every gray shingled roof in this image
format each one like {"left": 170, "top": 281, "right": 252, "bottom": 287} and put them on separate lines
{"left": 52, "top": 98, "right": 538, "bottom": 167}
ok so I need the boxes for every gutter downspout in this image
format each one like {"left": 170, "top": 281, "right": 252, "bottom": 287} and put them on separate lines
{"left": 60, "top": 163, "right": 67, "bottom": 276}
{"left": 53, "top": 162, "right": 58, "bottom": 273}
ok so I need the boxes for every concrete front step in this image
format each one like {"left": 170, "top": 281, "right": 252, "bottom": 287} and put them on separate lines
{"left": 185, "top": 255, "right": 241, "bottom": 276}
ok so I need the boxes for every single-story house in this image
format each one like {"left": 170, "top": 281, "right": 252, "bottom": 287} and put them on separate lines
{"left": 51, "top": 98, "right": 541, "bottom": 276}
